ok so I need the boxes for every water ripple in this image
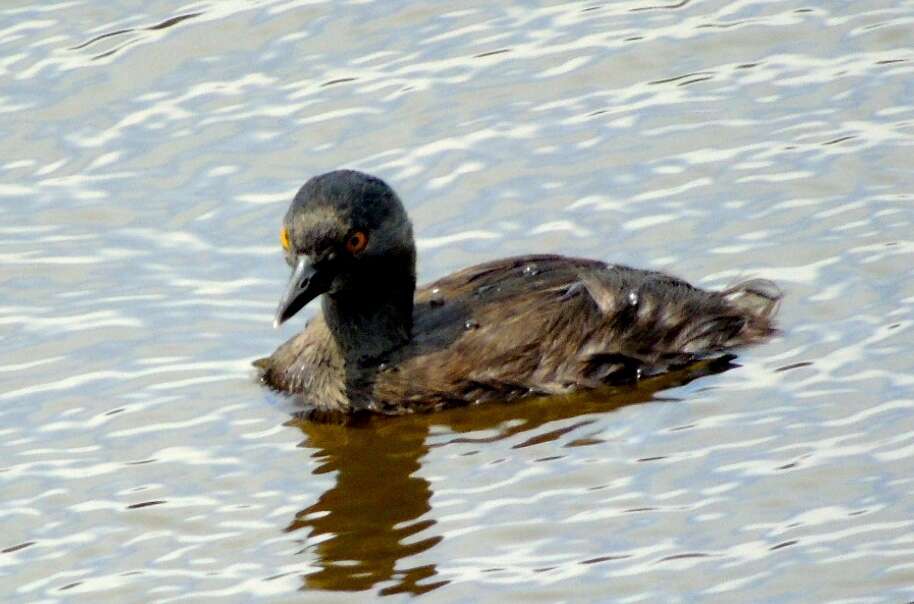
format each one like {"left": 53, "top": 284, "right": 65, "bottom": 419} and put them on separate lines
{"left": 3, "top": 0, "right": 914, "bottom": 601}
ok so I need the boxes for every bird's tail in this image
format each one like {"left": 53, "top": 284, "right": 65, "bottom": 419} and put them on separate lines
{"left": 722, "top": 278, "right": 783, "bottom": 343}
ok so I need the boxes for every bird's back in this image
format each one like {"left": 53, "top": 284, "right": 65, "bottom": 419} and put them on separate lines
{"left": 362, "top": 254, "right": 780, "bottom": 413}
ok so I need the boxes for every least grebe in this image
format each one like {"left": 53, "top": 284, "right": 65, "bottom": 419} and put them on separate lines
{"left": 257, "top": 170, "right": 780, "bottom": 416}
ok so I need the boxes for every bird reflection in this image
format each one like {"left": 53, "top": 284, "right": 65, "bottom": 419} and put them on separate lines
{"left": 285, "top": 418, "right": 445, "bottom": 595}
{"left": 284, "top": 355, "right": 736, "bottom": 594}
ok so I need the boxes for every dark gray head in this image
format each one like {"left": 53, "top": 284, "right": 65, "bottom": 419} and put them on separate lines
{"left": 274, "top": 170, "right": 416, "bottom": 327}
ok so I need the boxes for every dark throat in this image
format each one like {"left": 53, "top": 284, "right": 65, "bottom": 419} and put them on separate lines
{"left": 321, "top": 261, "right": 415, "bottom": 367}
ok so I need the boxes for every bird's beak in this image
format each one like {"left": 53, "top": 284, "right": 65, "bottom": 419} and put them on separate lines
{"left": 274, "top": 256, "right": 331, "bottom": 328}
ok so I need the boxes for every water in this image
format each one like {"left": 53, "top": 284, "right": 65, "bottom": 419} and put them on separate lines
{"left": 3, "top": 0, "right": 914, "bottom": 601}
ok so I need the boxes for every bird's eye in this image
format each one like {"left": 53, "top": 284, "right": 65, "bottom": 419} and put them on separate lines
{"left": 345, "top": 231, "right": 369, "bottom": 254}
{"left": 280, "top": 226, "right": 290, "bottom": 252}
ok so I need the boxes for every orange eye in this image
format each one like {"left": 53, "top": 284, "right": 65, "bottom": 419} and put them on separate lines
{"left": 345, "top": 231, "right": 368, "bottom": 254}
{"left": 280, "top": 226, "right": 290, "bottom": 252}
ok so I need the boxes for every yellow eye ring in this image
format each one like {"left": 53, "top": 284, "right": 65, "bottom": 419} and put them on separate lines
{"left": 345, "top": 231, "right": 368, "bottom": 254}
{"left": 280, "top": 226, "right": 290, "bottom": 252}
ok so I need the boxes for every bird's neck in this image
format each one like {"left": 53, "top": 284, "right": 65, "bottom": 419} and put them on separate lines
{"left": 321, "top": 269, "right": 415, "bottom": 366}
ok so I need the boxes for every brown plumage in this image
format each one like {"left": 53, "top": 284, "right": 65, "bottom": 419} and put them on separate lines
{"left": 257, "top": 170, "right": 781, "bottom": 416}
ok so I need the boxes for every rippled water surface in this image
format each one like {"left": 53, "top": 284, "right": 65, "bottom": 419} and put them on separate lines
{"left": 3, "top": 0, "right": 914, "bottom": 601}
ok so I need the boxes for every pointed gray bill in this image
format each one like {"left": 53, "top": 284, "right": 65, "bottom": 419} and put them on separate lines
{"left": 273, "top": 256, "right": 331, "bottom": 328}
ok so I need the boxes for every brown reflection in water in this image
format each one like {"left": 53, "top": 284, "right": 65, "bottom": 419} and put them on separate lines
{"left": 285, "top": 356, "right": 736, "bottom": 594}
{"left": 285, "top": 419, "right": 445, "bottom": 595}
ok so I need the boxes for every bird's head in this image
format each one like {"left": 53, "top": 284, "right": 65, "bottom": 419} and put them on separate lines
{"left": 274, "top": 170, "right": 416, "bottom": 327}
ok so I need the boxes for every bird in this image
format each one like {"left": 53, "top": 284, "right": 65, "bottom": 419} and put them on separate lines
{"left": 256, "top": 169, "right": 781, "bottom": 417}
